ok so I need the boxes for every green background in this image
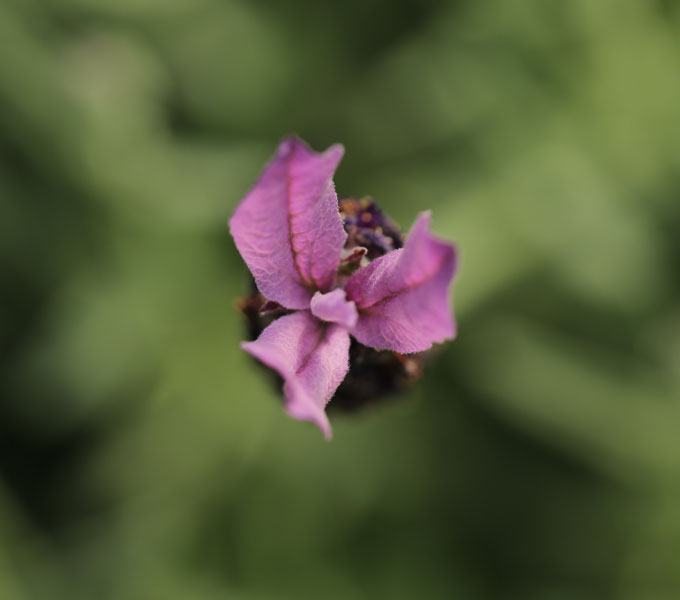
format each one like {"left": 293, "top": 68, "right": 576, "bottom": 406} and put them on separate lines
{"left": 2, "top": 1, "right": 680, "bottom": 598}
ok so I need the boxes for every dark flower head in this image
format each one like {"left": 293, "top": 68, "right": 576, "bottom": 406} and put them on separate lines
{"left": 229, "top": 136, "right": 458, "bottom": 438}
{"left": 340, "top": 196, "right": 403, "bottom": 260}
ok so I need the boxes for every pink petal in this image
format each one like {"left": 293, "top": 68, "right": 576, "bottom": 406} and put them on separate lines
{"left": 345, "top": 212, "right": 457, "bottom": 353}
{"left": 229, "top": 137, "right": 347, "bottom": 309}
{"left": 241, "top": 311, "right": 350, "bottom": 438}
{"left": 310, "top": 289, "right": 358, "bottom": 329}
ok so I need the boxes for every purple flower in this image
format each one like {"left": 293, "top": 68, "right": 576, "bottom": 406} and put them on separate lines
{"left": 229, "top": 136, "right": 458, "bottom": 438}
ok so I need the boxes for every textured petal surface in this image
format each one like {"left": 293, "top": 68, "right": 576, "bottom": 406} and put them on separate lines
{"left": 241, "top": 311, "right": 350, "bottom": 438}
{"left": 345, "top": 212, "right": 457, "bottom": 353}
{"left": 229, "top": 137, "right": 346, "bottom": 309}
{"left": 310, "top": 289, "right": 358, "bottom": 329}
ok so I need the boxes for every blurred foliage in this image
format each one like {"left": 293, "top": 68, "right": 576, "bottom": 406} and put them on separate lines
{"left": 1, "top": 0, "right": 680, "bottom": 598}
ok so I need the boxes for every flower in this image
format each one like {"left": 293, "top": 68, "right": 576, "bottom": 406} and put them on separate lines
{"left": 229, "top": 136, "right": 458, "bottom": 438}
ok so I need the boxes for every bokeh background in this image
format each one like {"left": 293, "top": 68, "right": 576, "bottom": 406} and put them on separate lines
{"left": 2, "top": 0, "right": 680, "bottom": 598}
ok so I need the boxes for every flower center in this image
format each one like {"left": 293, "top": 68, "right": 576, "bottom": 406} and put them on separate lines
{"left": 310, "top": 289, "right": 358, "bottom": 329}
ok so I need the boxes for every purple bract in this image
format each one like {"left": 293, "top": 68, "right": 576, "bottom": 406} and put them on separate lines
{"left": 229, "top": 136, "right": 458, "bottom": 438}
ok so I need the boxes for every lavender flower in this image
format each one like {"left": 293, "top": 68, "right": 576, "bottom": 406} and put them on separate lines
{"left": 229, "top": 137, "right": 458, "bottom": 438}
